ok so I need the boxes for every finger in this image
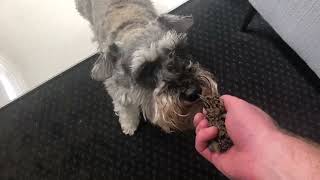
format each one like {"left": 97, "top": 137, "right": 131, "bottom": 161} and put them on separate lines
{"left": 196, "top": 119, "right": 208, "bottom": 134}
{"left": 221, "top": 95, "right": 249, "bottom": 112}
{"left": 200, "top": 148, "right": 219, "bottom": 162}
{"left": 195, "top": 127, "right": 218, "bottom": 157}
{"left": 220, "top": 95, "right": 237, "bottom": 111}
{"left": 193, "top": 113, "right": 205, "bottom": 127}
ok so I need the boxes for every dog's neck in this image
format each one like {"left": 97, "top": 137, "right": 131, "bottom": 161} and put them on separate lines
{"left": 97, "top": 0, "right": 157, "bottom": 49}
{"left": 116, "top": 23, "right": 149, "bottom": 45}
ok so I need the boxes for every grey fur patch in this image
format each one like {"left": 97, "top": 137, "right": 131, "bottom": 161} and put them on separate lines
{"left": 75, "top": 0, "right": 94, "bottom": 23}
{"left": 105, "top": 1, "right": 157, "bottom": 18}
{"left": 158, "top": 14, "right": 194, "bottom": 33}
{"left": 91, "top": 43, "right": 121, "bottom": 81}
{"left": 111, "top": 19, "right": 149, "bottom": 42}
{"left": 128, "top": 30, "right": 190, "bottom": 91}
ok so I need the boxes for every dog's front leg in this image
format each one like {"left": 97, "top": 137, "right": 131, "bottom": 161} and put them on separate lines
{"left": 117, "top": 104, "right": 140, "bottom": 136}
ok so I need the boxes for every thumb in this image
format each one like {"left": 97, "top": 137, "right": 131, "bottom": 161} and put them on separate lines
{"left": 221, "top": 95, "right": 248, "bottom": 112}
{"left": 221, "top": 95, "right": 238, "bottom": 111}
{"left": 195, "top": 126, "right": 218, "bottom": 161}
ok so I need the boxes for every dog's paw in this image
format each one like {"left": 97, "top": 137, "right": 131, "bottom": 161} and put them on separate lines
{"left": 118, "top": 110, "right": 140, "bottom": 136}
{"left": 121, "top": 124, "right": 137, "bottom": 136}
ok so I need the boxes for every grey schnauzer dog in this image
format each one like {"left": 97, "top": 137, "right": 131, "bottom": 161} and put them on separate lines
{"left": 75, "top": 0, "right": 218, "bottom": 135}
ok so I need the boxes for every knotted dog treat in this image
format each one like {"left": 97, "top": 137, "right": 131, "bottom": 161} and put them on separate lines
{"left": 201, "top": 96, "right": 233, "bottom": 152}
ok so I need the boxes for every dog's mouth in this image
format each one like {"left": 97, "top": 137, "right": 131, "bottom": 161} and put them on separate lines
{"left": 152, "top": 68, "right": 218, "bottom": 132}
{"left": 182, "top": 85, "right": 216, "bottom": 106}
{"left": 177, "top": 74, "right": 218, "bottom": 129}
{"left": 182, "top": 99, "right": 201, "bottom": 106}
{"left": 180, "top": 84, "right": 204, "bottom": 106}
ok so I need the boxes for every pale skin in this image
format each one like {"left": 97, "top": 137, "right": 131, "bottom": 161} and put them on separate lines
{"left": 194, "top": 95, "right": 320, "bottom": 180}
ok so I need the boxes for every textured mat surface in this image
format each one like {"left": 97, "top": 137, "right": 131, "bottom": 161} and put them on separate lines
{"left": 1, "top": 0, "right": 320, "bottom": 179}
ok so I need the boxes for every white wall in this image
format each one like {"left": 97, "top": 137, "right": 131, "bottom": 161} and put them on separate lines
{"left": 0, "top": 0, "right": 188, "bottom": 99}
{"left": 0, "top": 54, "right": 27, "bottom": 107}
{"left": 0, "top": 0, "right": 97, "bottom": 90}
{"left": 153, "top": 0, "right": 188, "bottom": 14}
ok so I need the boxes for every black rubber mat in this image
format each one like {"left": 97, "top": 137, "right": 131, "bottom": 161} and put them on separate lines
{"left": 1, "top": 0, "right": 319, "bottom": 179}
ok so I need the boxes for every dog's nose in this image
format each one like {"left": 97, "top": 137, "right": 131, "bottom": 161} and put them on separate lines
{"left": 182, "top": 86, "right": 202, "bottom": 102}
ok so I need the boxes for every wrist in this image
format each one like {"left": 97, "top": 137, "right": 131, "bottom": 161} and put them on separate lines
{"left": 257, "top": 129, "right": 320, "bottom": 180}
{"left": 251, "top": 130, "right": 288, "bottom": 180}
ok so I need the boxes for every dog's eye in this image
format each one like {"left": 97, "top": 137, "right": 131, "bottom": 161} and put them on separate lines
{"left": 168, "top": 51, "right": 174, "bottom": 59}
{"left": 180, "top": 86, "right": 202, "bottom": 103}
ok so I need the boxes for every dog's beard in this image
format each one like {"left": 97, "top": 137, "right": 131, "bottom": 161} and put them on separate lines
{"left": 153, "top": 67, "right": 218, "bottom": 132}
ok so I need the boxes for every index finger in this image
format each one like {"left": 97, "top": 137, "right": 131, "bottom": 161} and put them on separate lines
{"left": 194, "top": 113, "right": 205, "bottom": 127}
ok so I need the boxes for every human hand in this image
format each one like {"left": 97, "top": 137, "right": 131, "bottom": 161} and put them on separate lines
{"left": 194, "top": 95, "right": 279, "bottom": 179}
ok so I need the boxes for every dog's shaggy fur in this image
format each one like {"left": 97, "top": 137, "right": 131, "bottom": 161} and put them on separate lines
{"left": 75, "top": 0, "right": 218, "bottom": 135}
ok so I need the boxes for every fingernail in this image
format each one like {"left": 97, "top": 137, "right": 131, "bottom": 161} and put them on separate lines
{"left": 195, "top": 113, "right": 203, "bottom": 119}
{"left": 203, "top": 108, "right": 207, "bottom": 115}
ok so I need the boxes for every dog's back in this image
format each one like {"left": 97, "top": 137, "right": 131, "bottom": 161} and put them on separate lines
{"left": 75, "top": 0, "right": 157, "bottom": 48}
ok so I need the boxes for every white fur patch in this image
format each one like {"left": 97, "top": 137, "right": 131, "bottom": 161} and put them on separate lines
{"left": 157, "top": 30, "right": 186, "bottom": 51}
{"left": 130, "top": 31, "right": 186, "bottom": 73}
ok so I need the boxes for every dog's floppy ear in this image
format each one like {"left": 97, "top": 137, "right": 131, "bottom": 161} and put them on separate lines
{"left": 158, "top": 14, "right": 193, "bottom": 33}
{"left": 91, "top": 43, "right": 121, "bottom": 81}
